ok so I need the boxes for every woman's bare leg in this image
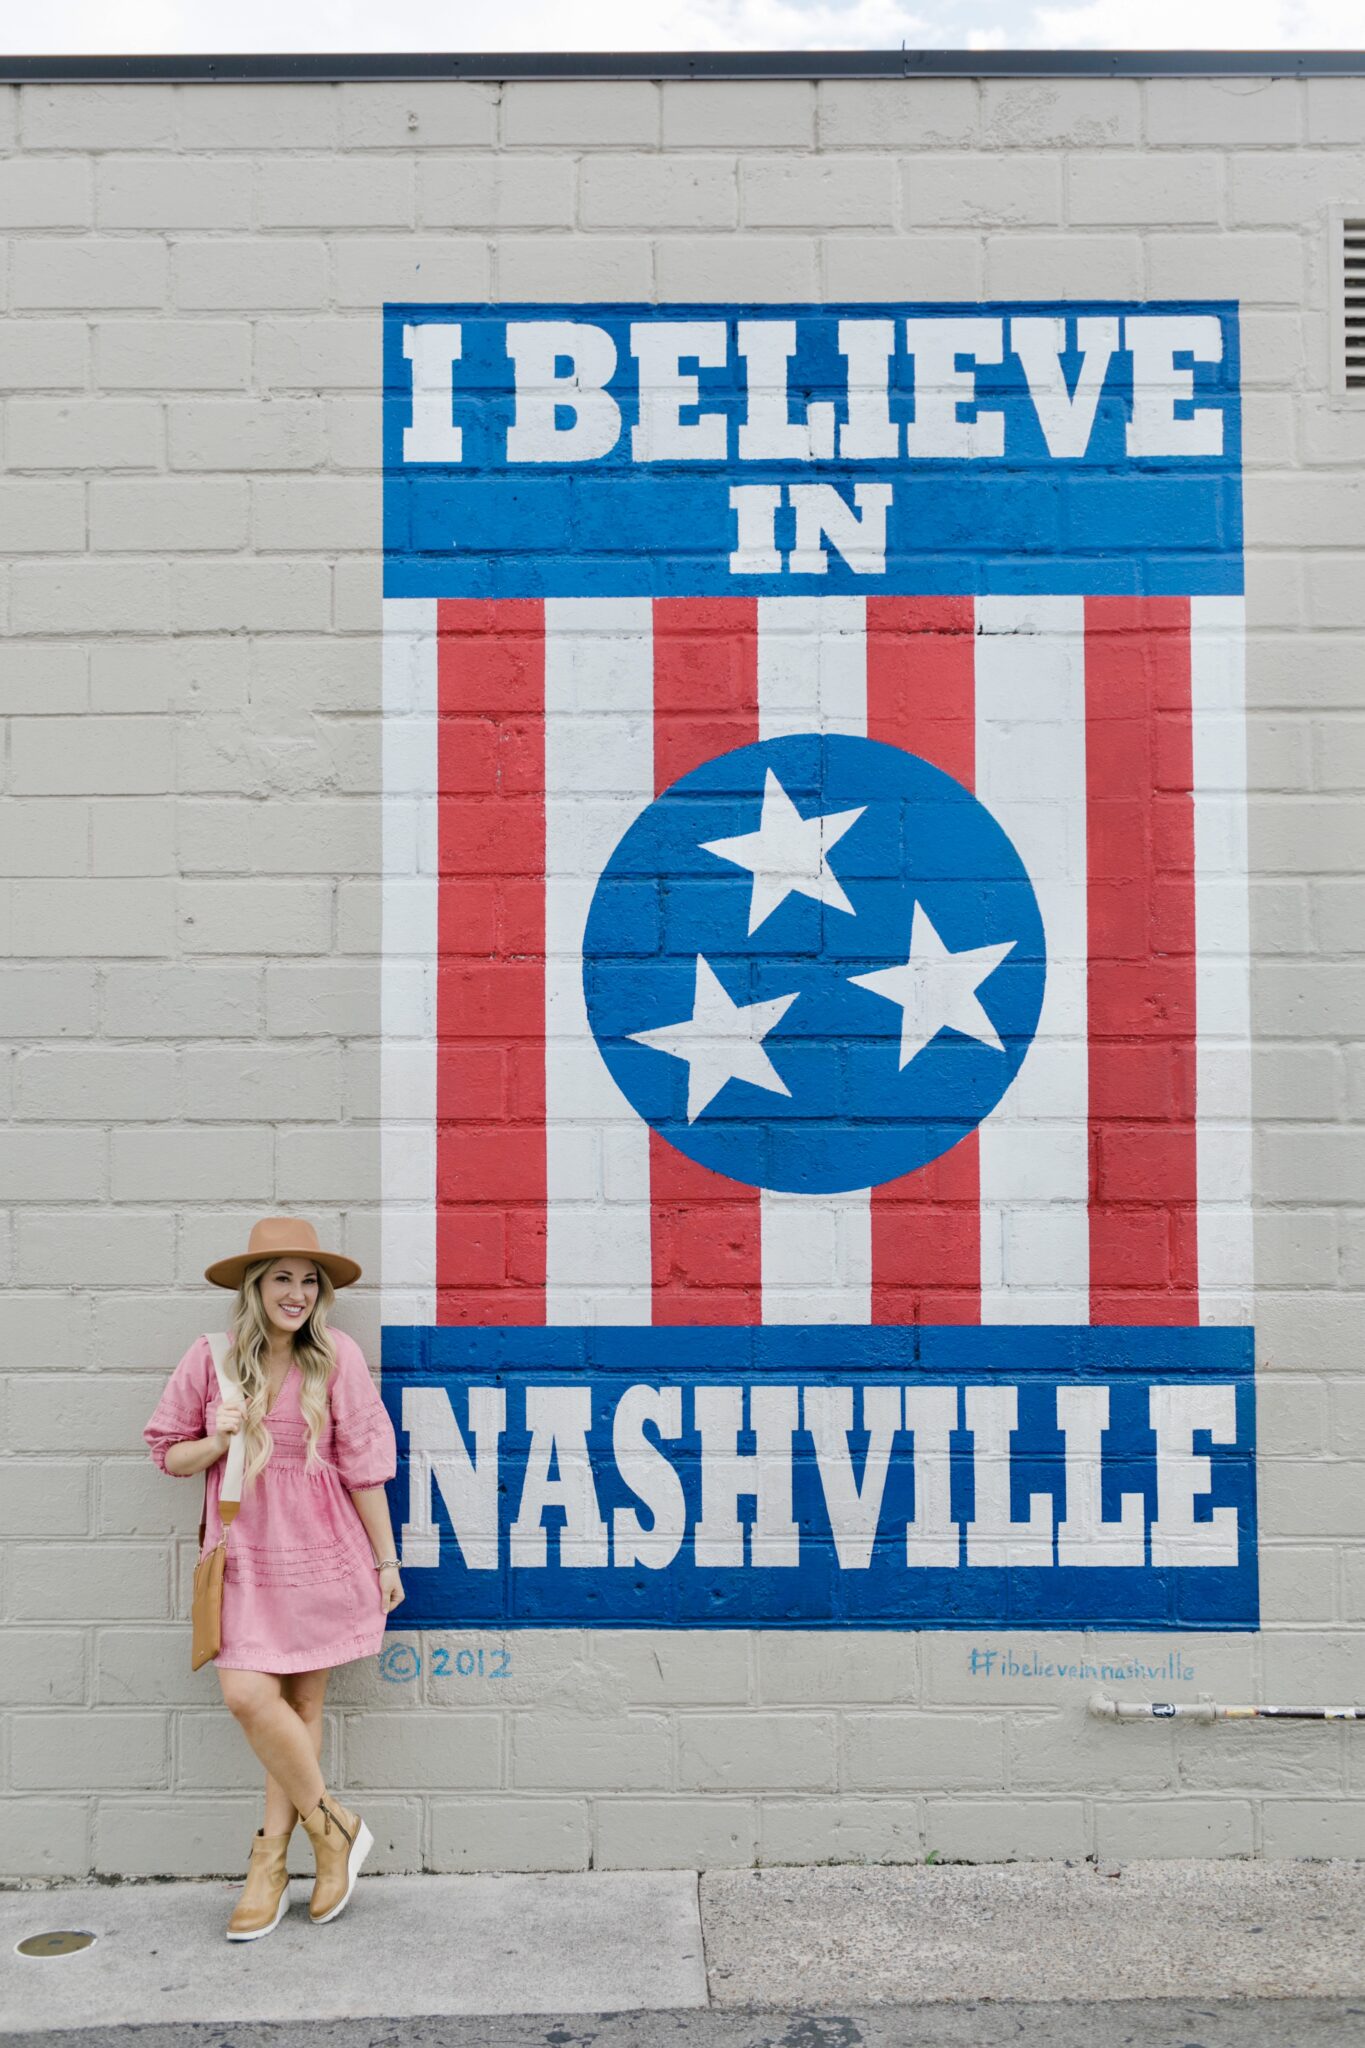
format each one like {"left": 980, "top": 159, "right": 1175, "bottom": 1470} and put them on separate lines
{"left": 218, "top": 1669, "right": 325, "bottom": 1823}
{"left": 262, "top": 1669, "right": 330, "bottom": 1834}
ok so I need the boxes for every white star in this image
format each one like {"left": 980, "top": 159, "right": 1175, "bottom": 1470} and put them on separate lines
{"left": 627, "top": 955, "right": 800, "bottom": 1123}
{"left": 700, "top": 767, "right": 865, "bottom": 936}
{"left": 849, "top": 903, "right": 1016, "bottom": 1071}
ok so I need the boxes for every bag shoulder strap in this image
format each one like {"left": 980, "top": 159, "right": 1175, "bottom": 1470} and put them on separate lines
{"left": 205, "top": 1329, "right": 235, "bottom": 1393}
{"left": 205, "top": 1331, "right": 245, "bottom": 1524}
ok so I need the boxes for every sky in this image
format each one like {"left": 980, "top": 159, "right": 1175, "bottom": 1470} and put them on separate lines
{"left": 11, "top": 0, "right": 1365, "bottom": 54}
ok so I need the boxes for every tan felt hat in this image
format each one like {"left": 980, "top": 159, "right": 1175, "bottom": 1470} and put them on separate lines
{"left": 205, "top": 1216, "right": 361, "bottom": 1292}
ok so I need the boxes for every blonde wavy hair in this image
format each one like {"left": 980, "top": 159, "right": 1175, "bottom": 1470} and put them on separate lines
{"left": 228, "top": 1257, "right": 338, "bottom": 1488}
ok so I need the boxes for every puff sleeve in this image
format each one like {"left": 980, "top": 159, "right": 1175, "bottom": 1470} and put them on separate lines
{"left": 328, "top": 1333, "right": 398, "bottom": 1491}
{"left": 143, "top": 1337, "right": 214, "bottom": 1475}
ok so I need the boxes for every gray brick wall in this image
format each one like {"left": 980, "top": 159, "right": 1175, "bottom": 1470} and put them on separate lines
{"left": 3, "top": 71, "right": 1365, "bottom": 1879}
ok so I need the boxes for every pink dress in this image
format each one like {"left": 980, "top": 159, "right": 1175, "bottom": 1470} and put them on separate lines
{"left": 143, "top": 1329, "right": 398, "bottom": 1674}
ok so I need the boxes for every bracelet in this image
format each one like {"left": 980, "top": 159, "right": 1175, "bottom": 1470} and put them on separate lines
{"left": 374, "top": 1558, "right": 400, "bottom": 1572}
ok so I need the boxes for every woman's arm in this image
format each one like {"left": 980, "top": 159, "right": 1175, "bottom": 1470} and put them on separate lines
{"left": 330, "top": 1333, "right": 403, "bottom": 1611}
{"left": 349, "top": 1486, "right": 405, "bottom": 1614}
{"left": 163, "top": 1430, "right": 229, "bottom": 1478}
{"left": 144, "top": 1339, "right": 239, "bottom": 1478}
{"left": 348, "top": 1485, "right": 397, "bottom": 1560}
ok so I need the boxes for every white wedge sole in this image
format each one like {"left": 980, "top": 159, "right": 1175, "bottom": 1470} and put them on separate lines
{"left": 311, "top": 1818, "right": 373, "bottom": 1925}
{"left": 226, "top": 1885, "right": 291, "bottom": 1942}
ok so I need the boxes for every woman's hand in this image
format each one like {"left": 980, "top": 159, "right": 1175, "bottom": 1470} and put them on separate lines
{"left": 210, "top": 1400, "right": 244, "bottom": 1456}
{"left": 378, "top": 1564, "right": 405, "bottom": 1614}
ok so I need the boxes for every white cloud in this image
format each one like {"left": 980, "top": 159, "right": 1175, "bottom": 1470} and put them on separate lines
{"left": 1033, "top": 0, "right": 1365, "bottom": 44}
{"left": 684, "top": 0, "right": 935, "bottom": 46}
{"left": 10, "top": 0, "right": 934, "bottom": 54}
{"left": 13, "top": 0, "right": 1365, "bottom": 49}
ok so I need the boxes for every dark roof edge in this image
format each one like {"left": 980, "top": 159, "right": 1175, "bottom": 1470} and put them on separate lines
{"left": 2, "top": 49, "right": 1365, "bottom": 82}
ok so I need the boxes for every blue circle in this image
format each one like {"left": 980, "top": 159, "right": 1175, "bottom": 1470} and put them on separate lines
{"left": 583, "top": 734, "right": 1045, "bottom": 1195}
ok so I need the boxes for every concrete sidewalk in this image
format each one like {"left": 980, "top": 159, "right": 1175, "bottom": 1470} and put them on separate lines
{"left": 3, "top": 1858, "right": 1365, "bottom": 2036}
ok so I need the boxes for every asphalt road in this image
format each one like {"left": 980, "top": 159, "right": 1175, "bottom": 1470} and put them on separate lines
{"left": 5, "top": 2003, "right": 1365, "bottom": 2048}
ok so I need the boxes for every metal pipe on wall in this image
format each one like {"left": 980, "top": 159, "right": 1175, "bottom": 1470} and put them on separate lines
{"left": 1090, "top": 1692, "right": 1365, "bottom": 1724}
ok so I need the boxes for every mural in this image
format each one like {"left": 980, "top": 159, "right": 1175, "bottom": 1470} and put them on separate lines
{"left": 380, "top": 302, "right": 1255, "bottom": 1630}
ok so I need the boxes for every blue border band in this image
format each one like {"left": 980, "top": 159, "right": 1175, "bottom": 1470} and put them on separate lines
{"left": 381, "top": 1324, "right": 1258, "bottom": 1632}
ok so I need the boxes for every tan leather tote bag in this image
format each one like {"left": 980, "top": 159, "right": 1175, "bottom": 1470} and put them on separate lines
{"left": 190, "top": 1332, "right": 245, "bottom": 1672}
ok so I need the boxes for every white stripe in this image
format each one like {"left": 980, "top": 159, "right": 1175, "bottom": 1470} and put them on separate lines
{"left": 757, "top": 594, "right": 869, "bottom": 744}
{"left": 380, "top": 597, "right": 438, "bottom": 1325}
{"left": 1191, "top": 596, "right": 1252, "bottom": 1325}
{"left": 761, "top": 1188, "right": 873, "bottom": 1325}
{"left": 546, "top": 598, "right": 655, "bottom": 1324}
{"left": 756, "top": 597, "right": 872, "bottom": 1324}
{"left": 975, "top": 595, "right": 1090, "bottom": 1323}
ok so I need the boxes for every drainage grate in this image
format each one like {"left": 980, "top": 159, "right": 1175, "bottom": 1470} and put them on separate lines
{"left": 16, "top": 1930, "right": 97, "bottom": 1958}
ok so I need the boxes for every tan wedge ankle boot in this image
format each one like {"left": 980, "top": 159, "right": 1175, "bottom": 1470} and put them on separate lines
{"left": 300, "top": 1791, "right": 373, "bottom": 1924}
{"left": 226, "top": 1827, "right": 293, "bottom": 1941}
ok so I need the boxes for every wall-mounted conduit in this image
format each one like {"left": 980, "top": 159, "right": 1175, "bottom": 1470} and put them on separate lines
{"left": 1090, "top": 1691, "right": 1364, "bottom": 1723}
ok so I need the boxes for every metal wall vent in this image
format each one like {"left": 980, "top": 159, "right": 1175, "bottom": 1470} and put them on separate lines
{"left": 1332, "top": 211, "right": 1365, "bottom": 399}
{"left": 1345, "top": 219, "right": 1365, "bottom": 391}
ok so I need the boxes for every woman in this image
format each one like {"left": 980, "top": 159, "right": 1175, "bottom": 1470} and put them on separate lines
{"left": 143, "top": 1217, "right": 403, "bottom": 1941}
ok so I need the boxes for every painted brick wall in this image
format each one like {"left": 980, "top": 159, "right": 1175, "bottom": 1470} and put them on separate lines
{"left": 3, "top": 70, "right": 1365, "bottom": 1881}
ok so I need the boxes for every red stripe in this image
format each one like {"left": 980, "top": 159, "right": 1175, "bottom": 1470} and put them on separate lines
{"left": 436, "top": 600, "right": 546, "bottom": 1324}
{"left": 866, "top": 597, "right": 981, "bottom": 1326}
{"left": 649, "top": 599, "right": 762, "bottom": 1326}
{"left": 1085, "top": 598, "right": 1199, "bottom": 1325}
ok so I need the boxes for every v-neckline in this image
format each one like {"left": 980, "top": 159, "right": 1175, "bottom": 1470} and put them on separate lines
{"left": 264, "top": 1359, "right": 296, "bottom": 1419}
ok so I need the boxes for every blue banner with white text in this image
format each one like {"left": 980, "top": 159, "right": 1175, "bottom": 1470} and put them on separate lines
{"left": 381, "top": 1326, "right": 1258, "bottom": 1631}
{"left": 382, "top": 300, "right": 1242, "bottom": 598}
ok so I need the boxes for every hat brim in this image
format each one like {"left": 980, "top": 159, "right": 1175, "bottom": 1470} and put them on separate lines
{"left": 204, "top": 1249, "right": 362, "bottom": 1291}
